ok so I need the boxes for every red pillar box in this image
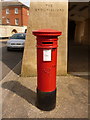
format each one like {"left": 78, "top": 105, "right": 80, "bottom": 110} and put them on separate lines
{"left": 33, "top": 29, "right": 62, "bottom": 111}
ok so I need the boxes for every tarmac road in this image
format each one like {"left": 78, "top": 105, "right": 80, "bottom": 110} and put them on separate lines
{"left": 1, "top": 40, "right": 23, "bottom": 79}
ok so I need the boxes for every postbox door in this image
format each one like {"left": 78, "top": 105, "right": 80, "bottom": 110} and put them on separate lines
{"left": 37, "top": 48, "right": 57, "bottom": 92}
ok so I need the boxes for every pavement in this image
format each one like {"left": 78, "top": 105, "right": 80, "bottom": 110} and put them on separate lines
{"left": 1, "top": 65, "right": 88, "bottom": 118}
{"left": 0, "top": 40, "right": 89, "bottom": 119}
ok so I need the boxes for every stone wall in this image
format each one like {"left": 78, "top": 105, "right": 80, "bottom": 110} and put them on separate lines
{"left": 21, "top": 1, "right": 68, "bottom": 76}
{"left": 0, "top": 25, "right": 27, "bottom": 37}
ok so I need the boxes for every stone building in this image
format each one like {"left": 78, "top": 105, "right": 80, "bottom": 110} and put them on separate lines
{"left": 21, "top": 0, "right": 89, "bottom": 76}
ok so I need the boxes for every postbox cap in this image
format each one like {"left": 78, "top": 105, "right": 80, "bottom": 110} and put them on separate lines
{"left": 32, "top": 29, "right": 62, "bottom": 37}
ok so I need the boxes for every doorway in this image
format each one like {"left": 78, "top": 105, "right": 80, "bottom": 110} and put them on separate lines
{"left": 68, "top": 2, "right": 88, "bottom": 75}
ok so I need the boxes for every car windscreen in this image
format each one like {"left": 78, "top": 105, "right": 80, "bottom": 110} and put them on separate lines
{"left": 10, "top": 34, "right": 26, "bottom": 39}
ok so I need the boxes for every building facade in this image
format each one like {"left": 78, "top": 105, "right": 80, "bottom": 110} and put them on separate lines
{"left": 2, "top": 5, "right": 29, "bottom": 26}
{"left": 0, "top": 1, "right": 29, "bottom": 37}
{"left": 21, "top": 1, "right": 89, "bottom": 77}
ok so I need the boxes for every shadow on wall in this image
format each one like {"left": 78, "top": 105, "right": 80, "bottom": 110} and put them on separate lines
{"left": 68, "top": 21, "right": 88, "bottom": 73}
{"left": 2, "top": 81, "right": 36, "bottom": 106}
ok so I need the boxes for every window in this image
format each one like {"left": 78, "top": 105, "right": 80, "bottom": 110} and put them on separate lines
{"left": 6, "top": 18, "right": 10, "bottom": 24}
{"left": 0, "top": 19, "right": 2, "bottom": 24}
{"left": 15, "top": 8, "right": 18, "bottom": 14}
{"left": 27, "top": 10, "right": 29, "bottom": 15}
{"left": 15, "top": 18, "right": 19, "bottom": 25}
{"left": 10, "top": 33, "right": 26, "bottom": 39}
{"left": 6, "top": 9, "right": 10, "bottom": 14}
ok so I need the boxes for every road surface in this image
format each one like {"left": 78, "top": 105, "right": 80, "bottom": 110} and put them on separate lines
{"left": 1, "top": 40, "right": 23, "bottom": 79}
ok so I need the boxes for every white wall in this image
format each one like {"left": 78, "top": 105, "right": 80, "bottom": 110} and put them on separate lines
{"left": 0, "top": 25, "right": 27, "bottom": 37}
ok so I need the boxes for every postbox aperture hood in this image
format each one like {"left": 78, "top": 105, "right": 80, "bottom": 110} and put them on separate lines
{"left": 32, "top": 29, "right": 62, "bottom": 37}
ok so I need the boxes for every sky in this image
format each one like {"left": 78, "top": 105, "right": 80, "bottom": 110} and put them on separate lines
{"left": 2, "top": 0, "right": 89, "bottom": 6}
{"left": 19, "top": 0, "right": 30, "bottom": 7}
{"left": 3, "top": 0, "right": 30, "bottom": 7}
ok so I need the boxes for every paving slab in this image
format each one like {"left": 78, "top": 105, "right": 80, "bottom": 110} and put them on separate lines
{"left": 1, "top": 74, "right": 88, "bottom": 118}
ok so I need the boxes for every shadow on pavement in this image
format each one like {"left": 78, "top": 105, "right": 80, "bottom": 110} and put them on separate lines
{"left": 71, "top": 75, "right": 89, "bottom": 81}
{"left": 2, "top": 81, "right": 36, "bottom": 106}
{"left": 12, "top": 61, "right": 22, "bottom": 75}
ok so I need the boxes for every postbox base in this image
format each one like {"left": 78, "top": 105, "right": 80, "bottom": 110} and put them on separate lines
{"left": 36, "top": 89, "right": 56, "bottom": 111}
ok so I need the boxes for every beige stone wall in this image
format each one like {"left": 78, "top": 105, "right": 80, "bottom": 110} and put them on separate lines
{"left": 0, "top": 25, "right": 27, "bottom": 37}
{"left": 21, "top": 1, "right": 68, "bottom": 77}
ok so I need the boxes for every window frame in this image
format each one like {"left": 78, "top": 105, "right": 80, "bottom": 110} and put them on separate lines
{"left": 0, "top": 19, "right": 2, "bottom": 24}
{"left": 15, "top": 18, "right": 19, "bottom": 25}
{"left": 15, "top": 8, "right": 18, "bottom": 14}
{"left": 6, "top": 8, "right": 10, "bottom": 14}
{"left": 27, "top": 10, "right": 29, "bottom": 15}
{"left": 6, "top": 18, "right": 10, "bottom": 24}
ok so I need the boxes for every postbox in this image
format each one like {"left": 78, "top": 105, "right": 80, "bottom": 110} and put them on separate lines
{"left": 33, "top": 29, "right": 62, "bottom": 111}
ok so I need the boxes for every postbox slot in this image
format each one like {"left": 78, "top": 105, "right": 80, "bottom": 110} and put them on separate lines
{"left": 42, "top": 42, "right": 53, "bottom": 44}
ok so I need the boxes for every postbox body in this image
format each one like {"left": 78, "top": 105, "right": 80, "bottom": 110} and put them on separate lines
{"left": 37, "top": 37, "right": 58, "bottom": 92}
{"left": 33, "top": 29, "right": 62, "bottom": 111}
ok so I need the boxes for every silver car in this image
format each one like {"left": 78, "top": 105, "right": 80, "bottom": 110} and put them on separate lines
{"left": 7, "top": 33, "right": 26, "bottom": 50}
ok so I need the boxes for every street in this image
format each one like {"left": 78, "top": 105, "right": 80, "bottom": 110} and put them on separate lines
{"left": 1, "top": 40, "right": 23, "bottom": 79}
